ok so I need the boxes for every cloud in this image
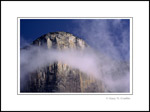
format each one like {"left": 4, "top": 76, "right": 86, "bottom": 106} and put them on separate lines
{"left": 20, "top": 19, "right": 130, "bottom": 92}
{"left": 20, "top": 36, "right": 31, "bottom": 48}
{"left": 21, "top": 46, "right": 100, "bottom": 78}
{"left": 73, "top": 19, "right": 130, "bottom": 61}
{"left": 21, "top": 45, "right": 130, "bottom": 92}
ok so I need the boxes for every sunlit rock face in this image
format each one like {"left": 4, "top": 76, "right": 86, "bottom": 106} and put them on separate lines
{"left": 21, "top": 32, "right": 105, "bottom": 92}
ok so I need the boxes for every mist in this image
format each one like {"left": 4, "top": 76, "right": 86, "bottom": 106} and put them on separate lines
{"left": 72, "top": 19, "right": 130, "bottom": 61}
{"left": 20, "top": 19, "right": 130, "bottom": 92}
{"left": 21, "top": 45, "right": 129, "bottom": 92}
{"left": 71, "top": 19, "right": 130, "bottom": 92}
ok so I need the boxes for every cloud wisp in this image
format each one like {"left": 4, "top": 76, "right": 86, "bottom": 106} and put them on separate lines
{"left": 20, "top": 19, "right": 130, "bottom": 92}
{"left": 73, "top": 19, "right": 130, "bottom": 61}
{"left": 21, "top": 45, "right": 130, "bottom": 92}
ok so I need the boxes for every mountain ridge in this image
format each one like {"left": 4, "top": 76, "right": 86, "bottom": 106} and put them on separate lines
{"left": 20, "top": 31, "right": 105, "bottom": 92}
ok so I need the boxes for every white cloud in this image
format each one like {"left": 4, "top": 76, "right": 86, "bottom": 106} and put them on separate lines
{"left": 21, "top": 44, "right": 130, "bottom": 92}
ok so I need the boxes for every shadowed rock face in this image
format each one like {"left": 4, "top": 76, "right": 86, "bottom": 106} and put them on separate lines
{"left": 21, "top": 32, "right": 105, "bottom": 92}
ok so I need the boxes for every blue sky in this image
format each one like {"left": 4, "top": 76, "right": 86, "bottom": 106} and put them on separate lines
{"left": 20, "top": 19, "right": 130, "bottom": 61}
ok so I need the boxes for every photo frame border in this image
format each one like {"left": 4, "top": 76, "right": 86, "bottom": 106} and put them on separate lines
{"left": 17, "top": 17, "right": 133, "bottom": 95}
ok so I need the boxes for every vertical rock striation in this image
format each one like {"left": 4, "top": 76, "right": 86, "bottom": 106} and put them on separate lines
{"left": 21, "top": 32, "right": 105, "bottom": 92}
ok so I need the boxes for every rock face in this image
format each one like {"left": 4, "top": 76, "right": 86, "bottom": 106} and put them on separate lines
{"left": 21, "top": 32, "right": 105, "bottom": 92}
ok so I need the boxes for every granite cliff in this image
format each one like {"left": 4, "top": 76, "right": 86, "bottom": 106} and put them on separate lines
{"left": 20, "top": 32, "right": 105, "bottom": 92}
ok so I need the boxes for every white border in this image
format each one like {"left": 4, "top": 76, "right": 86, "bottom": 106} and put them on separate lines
{"left": 2, "top": 1, "right": 149, "bottom": 111}
{"left": 17, "top": 17, "right": 133, "bottom": 95}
